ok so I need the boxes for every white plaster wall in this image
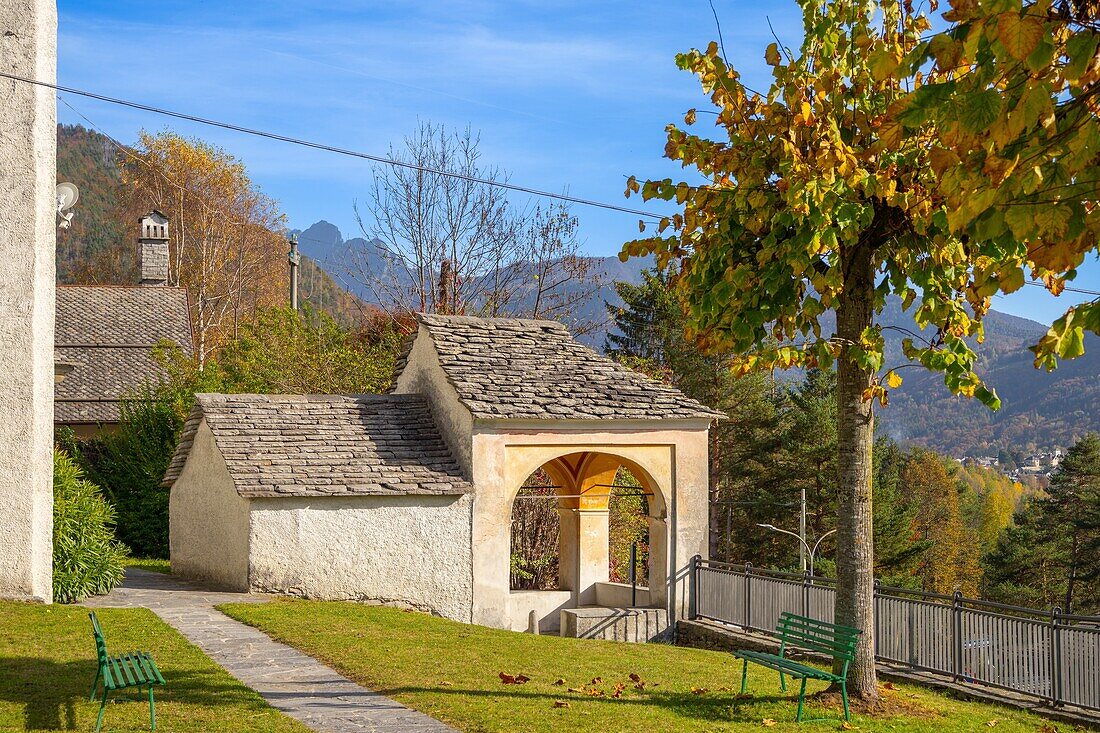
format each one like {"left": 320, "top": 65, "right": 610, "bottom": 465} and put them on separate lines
{"left": 248, "top": 494, "right": 475, "bottom": 622}
{"left": 392, "top": 327, "right": 475, "bottom": 479}
{"left": 0, "top": 0, "right": 56, "bottom": 601}
{"left": 469, "top": 420, "right": 712, "bottom": 628}
{"left": 169, "top": 420, "right": 250, "bottom": 590}
{"left": 508, "top": 590, "right": 572, "bottom": 632}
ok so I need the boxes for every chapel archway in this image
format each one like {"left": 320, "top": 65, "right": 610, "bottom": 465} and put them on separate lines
{"left": 505, "top": 450, "right": 669, "bottom": 629}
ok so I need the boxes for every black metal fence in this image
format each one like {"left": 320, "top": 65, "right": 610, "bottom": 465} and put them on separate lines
{"left": 690, "top": 558, "right": 1100, "bottom": 712}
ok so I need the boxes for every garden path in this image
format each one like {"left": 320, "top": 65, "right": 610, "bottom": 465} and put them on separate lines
{"left": 84, "top": 568, "right": 458, "bottom": 733}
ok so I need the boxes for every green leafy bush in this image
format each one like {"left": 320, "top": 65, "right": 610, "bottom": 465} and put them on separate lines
{"left": 52, "top": 448, "right": 126, "bottom": 603}
{"left": 60, "top": 309, "right": 406, "bottom": 559}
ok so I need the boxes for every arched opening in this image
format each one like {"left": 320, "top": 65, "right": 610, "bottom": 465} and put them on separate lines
{"left": 608, "top": 467, "right": 650, "bottom": 588}
{"left": 510, "top": 466, "right": 652, "bottom": 592}
{"left": 506, "top": 451, "right": 668, "bottom": 631}
{"left": 510, "top": 468, "right": 561, "bottom": 591}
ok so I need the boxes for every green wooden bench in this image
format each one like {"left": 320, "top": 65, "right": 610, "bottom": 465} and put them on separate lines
{"left": 88, "top": 612, "right": 166, "bottom": 732}
{"left": 733, "top": 612, "right": 861, "bottom": 723}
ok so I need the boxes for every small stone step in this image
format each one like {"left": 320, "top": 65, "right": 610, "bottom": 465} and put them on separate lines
{"left": 560, "top": 606, "right": 670, "bottom": 643}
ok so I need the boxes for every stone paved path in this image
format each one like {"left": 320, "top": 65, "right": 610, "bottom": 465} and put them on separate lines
{"left": 85, "top": 569, "right": 458, "bottom": 733}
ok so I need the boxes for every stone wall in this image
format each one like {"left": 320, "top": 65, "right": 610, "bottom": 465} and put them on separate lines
{"left": 248, "top": 493, "right": 475, "bottom": 622}
{"left": 169, "top": 420, "right": 251, "bottom": 590}
{"left": 0, "top": 0, "right": 56, "bottom": 602}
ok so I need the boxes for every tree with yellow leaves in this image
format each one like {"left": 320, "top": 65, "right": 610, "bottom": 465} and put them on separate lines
{"left": 119, "top": 131, "right": 287, "bottom": 364}
{"left": 623, "top": 0, "right": 1097, "bottom": 700}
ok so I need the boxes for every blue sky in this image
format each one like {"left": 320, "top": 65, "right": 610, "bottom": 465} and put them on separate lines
{"left": 57, "top": 0, "right": 1098, "bottom": 326}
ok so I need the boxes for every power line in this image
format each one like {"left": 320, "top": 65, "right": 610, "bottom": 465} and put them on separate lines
{"left": 1023, "top": 280, "right": 1100, "bottom": 298}
{"left": 3, "top": 70, "right": 662, "bottom": 220}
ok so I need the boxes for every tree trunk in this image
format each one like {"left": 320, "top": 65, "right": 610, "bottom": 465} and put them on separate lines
{"left": 708, "top": 428, "right": 721, "bottom": 559}
{"left": 1065, "top": 532, "right": 1079, "bottom": 615}
{"left": 834, "top": 239, "right": 879, "bottom": 701}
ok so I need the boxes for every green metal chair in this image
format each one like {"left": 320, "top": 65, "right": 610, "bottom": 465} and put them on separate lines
{"left": 88, "top": 612, "right": 166, "bottom": 732}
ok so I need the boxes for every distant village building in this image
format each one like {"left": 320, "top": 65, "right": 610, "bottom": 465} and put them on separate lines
{"left": 164, "top": 315, "right": 720, "bottom": 635}
{"left": 54, "top": 212, "right": 193, "bottom": 437}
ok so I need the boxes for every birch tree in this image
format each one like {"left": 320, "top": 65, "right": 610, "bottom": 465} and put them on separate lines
{"left": 119, "top": 131, "right": 286, "bottom": 364}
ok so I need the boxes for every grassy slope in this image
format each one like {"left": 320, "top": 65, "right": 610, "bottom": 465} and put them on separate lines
{"left": 0, "top": 603, "right": 306, "bottom": 733}
{"left": 124, "top": 558, "right": 171, "bottom": 575}
{"left": 221, "top": 599, "right": 1058, "bottom": 733}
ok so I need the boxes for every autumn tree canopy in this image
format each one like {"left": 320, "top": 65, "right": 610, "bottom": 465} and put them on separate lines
{"left": 622, "top": 0, "right": 1098, "bottom": 700}
{"left": 119, "top": 130, "right": 288, "bottom": 364}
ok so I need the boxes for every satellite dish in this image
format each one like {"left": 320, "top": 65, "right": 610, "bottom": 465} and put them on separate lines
{"left": 56, "top": 183, "right": 79, "bottom": 229}
{"left": 57, "top": 182, "right": 79, "bottom": 210}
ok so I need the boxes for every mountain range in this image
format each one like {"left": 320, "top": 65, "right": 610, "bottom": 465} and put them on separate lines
{"left": 56, "top": 121, "right": 1100, "bottom": 457}
{"left": 293, "top": 219, "right": 1100, "bottom": 455}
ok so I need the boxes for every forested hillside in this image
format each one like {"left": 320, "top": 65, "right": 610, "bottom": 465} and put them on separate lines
{"left": 56, "top": 124, "right": 124, "bottom": 282}
{"left": 60, "top": 120, "right": 1097, "bottom": 454}
{"left": 55, "top": 124, "right": 361, "bottom": 323}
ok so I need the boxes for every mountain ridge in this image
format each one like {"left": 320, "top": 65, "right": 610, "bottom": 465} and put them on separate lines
{"left": 56, "top": 121, "right": 1099, "bottom": 456}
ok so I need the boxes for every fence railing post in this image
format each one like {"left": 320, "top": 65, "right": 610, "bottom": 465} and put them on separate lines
{"left": 744, "top": 562, "right": 753, "bottom": 631}
{"left": 688, "top": 554, "right": 700, "bottom": 620}
{"left": 1050, "top": 606, "right": 1062, "bottom": 706}
{"left": 802, "top": 570, "right": 810, "bottom": 619}
{"left": 873, "top": 579, "right": 880, "bottom": 659}
{"left": 951, "top": 591, "right": 963, "bottom": 681}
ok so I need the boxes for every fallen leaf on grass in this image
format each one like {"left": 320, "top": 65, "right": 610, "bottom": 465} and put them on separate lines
{"left": 591, "top": 677, "right": 603, "bottom": 685}
{"left": 554, "top": 678, "right": 566, "bottom": 686}
{"left": 841, "top": 723, "right": 857, "bottom": 730}
{"left": 612, "top": 682, "right": 626, "bottom": 699}
{"left": 985, "top": 721, "right": 998, "bottom": 728}
{"left": 762, "top": 719, "right": 778, "bottom": 727}
{"left": 883, "top": 682, "right": 897, "bottom": 690}
{"left": 629, "top": 673, "right": 641, "bottom": 682}
{"left": 1038, "top": 726, "right": 1059, "bottom": 733}
{"left": 553, "top": 700, "right": 570, "bottom": 708}
{"left": 734, "top": 692, "right": 753, "bottom": 700}
{"left": 568, "top": 686, "right": 586, "bottom": 693}
{"left": 691, "top": 687, "right": 709, "bottom": 695}
{"left": 499, "top": 672, "right": 530, "bottom": 685}
{"left": 438, "top": 681, "right": 453, "bottom": 686}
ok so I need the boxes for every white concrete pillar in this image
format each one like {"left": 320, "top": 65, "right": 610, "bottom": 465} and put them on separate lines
{"left": 557, "top": 506, "right": 578, "bottom": 592}
{"left": 574, "top": 508, "right": 609, "bottom": 605}
{"left": 0, "top": 0, "right": 56, "bottom": 602}
{"left": 646, "top": 515, "right": 669, "bottom": 611}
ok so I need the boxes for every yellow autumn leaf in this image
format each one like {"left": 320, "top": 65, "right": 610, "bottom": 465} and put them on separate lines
{"left": 886, "top": 370, "right": 903, "bottom": 389}
{"left": 765, "top": 42, "right": 781, "bottom": 66}
{"left": 996, "top": 11, "right": 1044, "bottom": 62}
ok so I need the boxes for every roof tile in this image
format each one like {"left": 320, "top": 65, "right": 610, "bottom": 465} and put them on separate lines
{"left": 162, "top": 393, "right": 472, "bottom": 498}
{"left": 409, "top": 315, "right": 723, "bottom": 421}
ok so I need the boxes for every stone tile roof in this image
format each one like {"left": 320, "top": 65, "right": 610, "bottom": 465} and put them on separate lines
{"left": 162, "top": 394, "right": 472, "bottom": 498}
{"left": 408, "top": 315, "right": 724, "bottom": 421}
{"left": 55, "top": 286, "right": 192, "bottom": 424}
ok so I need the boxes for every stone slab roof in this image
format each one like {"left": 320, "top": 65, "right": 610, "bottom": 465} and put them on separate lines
{"left": 55, "top": 286, "right": 192, "bottom": 424}
{"left": 402, "top": 315, "right": 724, "bottom": 421}
{"left": 162, "top": 394, "right": 472, "bottom": 498}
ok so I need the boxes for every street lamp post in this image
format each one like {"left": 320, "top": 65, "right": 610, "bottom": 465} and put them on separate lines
{"left": 757, "top": 524, "right": 837, "bottom": 580}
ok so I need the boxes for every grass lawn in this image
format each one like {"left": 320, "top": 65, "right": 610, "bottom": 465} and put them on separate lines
{"left": 0, "top": 602, "right": 307, "bottom": 732}
{"left": 221, "top": 599, "right": 1065, "bottom": 733}
{"left": 124, "top": 558, "right": 170, "bottom": 574}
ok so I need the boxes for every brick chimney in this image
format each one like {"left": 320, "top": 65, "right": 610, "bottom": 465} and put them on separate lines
{"left": 138, "top": 210, "right": 170, "bottom": 286}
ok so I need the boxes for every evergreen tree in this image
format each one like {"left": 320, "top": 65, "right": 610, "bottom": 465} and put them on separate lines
{"left": 606, "top": 270, "right": 782, "bottom": 560}
{"left": 985, "top": 434, "right": 1100, "bottom": 614}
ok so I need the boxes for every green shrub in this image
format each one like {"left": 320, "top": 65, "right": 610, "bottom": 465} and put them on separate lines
{"left": 53, "top": 448, "right": 127, "bottom": 603}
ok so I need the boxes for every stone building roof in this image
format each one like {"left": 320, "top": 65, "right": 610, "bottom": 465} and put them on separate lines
{"left": 162, "top": 394, "right": 472, "bottom": 498}
{"left": 397, "top": 314, "right": 724, "bottom": 421}
{"left": 55, "top": 286, "right": 193, "bottom": 424}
